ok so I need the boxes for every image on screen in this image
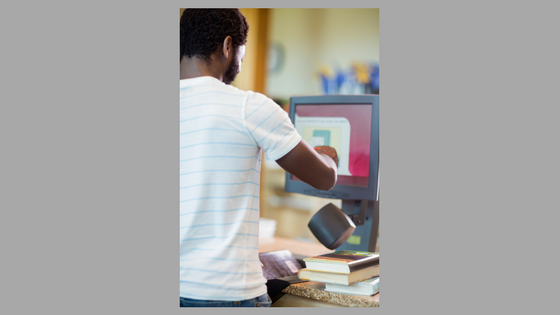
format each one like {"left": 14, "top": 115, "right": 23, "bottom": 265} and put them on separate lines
{"left": 294, "top": 104, "right": 373, "bottom": 187}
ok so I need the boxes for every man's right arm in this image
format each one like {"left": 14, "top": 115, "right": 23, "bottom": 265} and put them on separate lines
{"left": 275, "top": 140, "right": 338, "bottom": 191}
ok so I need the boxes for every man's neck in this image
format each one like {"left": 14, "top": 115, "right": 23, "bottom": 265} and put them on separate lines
{"left": 180, "top": 55, "right": 223, "bottom": 82}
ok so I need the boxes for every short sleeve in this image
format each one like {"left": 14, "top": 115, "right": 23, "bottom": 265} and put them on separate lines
{"left": 244, "top": 92, "right": 302, "bottom": 160}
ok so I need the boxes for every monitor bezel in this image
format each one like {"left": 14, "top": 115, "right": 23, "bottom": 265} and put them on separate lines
{"left": 285, "top": 95, "right": 379, "bottom": 201}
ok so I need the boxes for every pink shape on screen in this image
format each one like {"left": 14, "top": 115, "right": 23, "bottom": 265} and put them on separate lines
{"left": 296, "top": 104, "right": 372, "bottom": 178}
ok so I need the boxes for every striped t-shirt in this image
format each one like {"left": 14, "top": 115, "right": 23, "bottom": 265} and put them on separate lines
{"left": 179, "top": 76, "right": 301, "bottom": 301}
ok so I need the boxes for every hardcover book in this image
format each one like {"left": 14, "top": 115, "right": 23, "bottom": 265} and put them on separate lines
{"left": 303, "top": 250, "right": 379, "bottom": 273}
{"left": 325, "top": 276, "right": 379, "bottom": 296}
{"left": 298, "top": 265, "right": 379, "bottom": 285}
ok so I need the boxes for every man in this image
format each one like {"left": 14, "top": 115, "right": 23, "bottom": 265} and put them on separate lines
{"left": 179, "top": 9, "right": 339, "bottom": 307}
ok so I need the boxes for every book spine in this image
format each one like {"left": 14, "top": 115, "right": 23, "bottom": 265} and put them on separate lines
{"left": 299, "top": 271, "right": 344, "bottom": 284}
{"left": 348, "top": 256, "right": 379, "bottom": 273}
{"left": 373, "top": 280, "right": 380, "bottom": 293}
{"left": 325, "top": 279, "right": 379, "bottom": 295}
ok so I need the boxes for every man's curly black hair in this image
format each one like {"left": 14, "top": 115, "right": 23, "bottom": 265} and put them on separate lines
{"left": 180, "top": 9, "right": 249, "bottom": 62}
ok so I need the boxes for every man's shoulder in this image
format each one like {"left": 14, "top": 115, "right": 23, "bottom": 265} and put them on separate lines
{"left": 243, "top": 90, "right": 273, "bottom": 106}
{"left": 180, "top": 77, "right": 274, "bottom": 105}
{"left": 221, "top": 86, "right": 274, "bottom": 107}
{"left": 199, "top": 79, "right": 256, "bottom": 98}
{"left": 220, "top": 83, "right": 251, "bottom": 97}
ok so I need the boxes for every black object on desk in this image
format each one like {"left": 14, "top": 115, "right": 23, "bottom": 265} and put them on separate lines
{"left": 259, "top": 250, "right": 308, "bottom": 303}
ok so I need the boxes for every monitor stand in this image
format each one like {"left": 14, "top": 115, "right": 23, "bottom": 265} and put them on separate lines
{"left": 336, "top": 198, "right": 379, "bottom": 252}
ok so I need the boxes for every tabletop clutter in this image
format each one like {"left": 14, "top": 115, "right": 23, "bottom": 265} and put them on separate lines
{"left": 259, "top": 249, "right": 379, "bottom": 306}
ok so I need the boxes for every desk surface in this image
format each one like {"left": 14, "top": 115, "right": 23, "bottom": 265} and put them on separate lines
{"left": 273, "top": 294, "right": 341, "bottom": 307}
{"left": 259, "top": 237, "right": 379, "bottom": 307}
{"left": 280, "top": 281, "right": 379, "bottom": 307}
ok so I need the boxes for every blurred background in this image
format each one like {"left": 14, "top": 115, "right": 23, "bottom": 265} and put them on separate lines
{"left": 180, "top": 8, "right": 380, "bottom": 250}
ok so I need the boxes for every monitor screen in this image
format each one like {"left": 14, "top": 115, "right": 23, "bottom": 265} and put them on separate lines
{"left": 285, "top": 95, "right": 379, "bottom": 201}
{"left": 293, "top": 104, "right": 372, "bottom": 187}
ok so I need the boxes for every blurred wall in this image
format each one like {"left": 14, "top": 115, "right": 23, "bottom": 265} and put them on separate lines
{"left": 234, "top": 9, "right": 269, "bottom": 93}
{"left": 266, "top": 8, "right": 380, "bottom": 99}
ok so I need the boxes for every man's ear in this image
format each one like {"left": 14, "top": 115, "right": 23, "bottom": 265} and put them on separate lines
{"left": 222, "top": 36, "right": 233, "bottom": 60}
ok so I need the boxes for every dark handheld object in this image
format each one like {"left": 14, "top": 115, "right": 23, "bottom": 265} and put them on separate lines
{"left": 308, "top": 203, "right": 356, "bottom": 249}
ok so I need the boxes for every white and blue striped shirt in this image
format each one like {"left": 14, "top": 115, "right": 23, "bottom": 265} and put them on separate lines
{"left": 180, "top": 76, "right": 301, "bottom": 301}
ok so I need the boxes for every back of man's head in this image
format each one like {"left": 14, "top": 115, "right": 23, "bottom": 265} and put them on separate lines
{"left": 180, "top": 9, "right": 249, "bottom": 62}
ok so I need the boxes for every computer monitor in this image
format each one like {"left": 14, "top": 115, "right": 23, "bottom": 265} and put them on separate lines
{"left": 285, "top": 95, "right": 379, "bottom": 252}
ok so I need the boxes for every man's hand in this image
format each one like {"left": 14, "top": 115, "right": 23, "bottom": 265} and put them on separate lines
{"left": 276, "top": 140, "right": 338, "bottom": 191}
{"left": 313, "top": 146, "right": 339, "bottom": 168}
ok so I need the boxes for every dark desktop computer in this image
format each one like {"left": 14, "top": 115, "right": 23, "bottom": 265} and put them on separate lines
{"left": 285, "top": 94, "right": 379, "bottom": 252}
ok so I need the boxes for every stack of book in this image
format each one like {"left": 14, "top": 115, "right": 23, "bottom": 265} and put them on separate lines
{"left": 298, "top": 250, "right": 380, "bottom": 296}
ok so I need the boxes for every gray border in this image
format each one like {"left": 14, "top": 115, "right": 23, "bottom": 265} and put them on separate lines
{"left": 4, "top": 0, "right": 559, "bottom": 314}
